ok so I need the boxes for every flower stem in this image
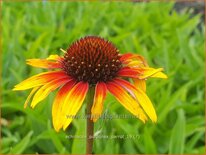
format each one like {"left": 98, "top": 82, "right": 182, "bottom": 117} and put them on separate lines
{"left": 86, "top": 86, "right": 95, "bottom": 154}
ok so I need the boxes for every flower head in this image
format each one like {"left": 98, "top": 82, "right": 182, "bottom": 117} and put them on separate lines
{"left": 13, "top": 36, "right": 167, "bottom": 132}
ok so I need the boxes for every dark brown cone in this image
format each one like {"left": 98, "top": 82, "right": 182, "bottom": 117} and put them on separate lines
{"left": 62, "top": 36, "right": 122, "bottom": 85}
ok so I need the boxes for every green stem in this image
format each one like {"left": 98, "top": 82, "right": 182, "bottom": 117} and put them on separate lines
{"left": 86, "top": 87, "right": 95, "bottom": 154}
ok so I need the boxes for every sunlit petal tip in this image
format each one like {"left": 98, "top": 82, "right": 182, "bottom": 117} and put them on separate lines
{"left": 157, "top": 72, "right": 168, "bottom": 79}
{"left": 151, "top": 113, "right": 157, "bottom": 123}
{"left": 12, "top": 87, "right": 18, "bottom": 91}
{"left": 91, "top": 114, "right": 102, "bottom": 122}
{"left": 53, "top": 120, "right": 62, "bottom": 132}
{"left": 54, "top": 128, "right": 60, "bottom": 132}
{"left": 92, "top": 118, "right": 98, "bottom": 122}
{"left": 63, "top": 120, "right": 73, "bottom": 131}
{"left": 14, "top": 83, "right": 35, "bottom": 91}
{"left": 53, "top": 123, "right": 61, "bottom": 132}
{"left": 140, "top": 114, "right": 148, "bottom": 123}
{"left": 140, "top": 118, "right": 146, "bottom": 124}
{"left": 63, "top": 125, "right": 68, "bottom": 131}
{"left": 153, "top": 119, "right": 157, "bottom": 123}
{"left": 12, "top": 86, "right": 22, "bottom": 91}
{"left": 30, "top": 104, "right": 35, "bottom": 109}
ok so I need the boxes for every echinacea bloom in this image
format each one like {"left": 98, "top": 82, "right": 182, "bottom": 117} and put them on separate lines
{"left": 13, "top": 36, "right": 167, "bottom": 132}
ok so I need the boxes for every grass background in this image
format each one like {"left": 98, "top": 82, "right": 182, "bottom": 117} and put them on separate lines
{"left": 1, "top": 1, "right": 205, "bottom": 154}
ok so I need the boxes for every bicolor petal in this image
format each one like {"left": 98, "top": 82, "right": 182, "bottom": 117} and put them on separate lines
{"left": 120, "top": 53, "right": 148, "bottom": 66}
{"left": 13, "top": 71, "right": 69, "bottom": 90}
{"left": 91, "top": 82, "right": 107, "bottom": 122}
{"left": 26, "top": 59, "right": 62, "bottom": 69}
{"left": 52, "top": 79, "right": 76, "bottom": 132}
{"left": 114, "top": 78, "right": 157, "bottom": 122}
{"left": 30, "top": 77, "right": 71, "bottom": 108}
{"left": 106, "top": 81, "right": 147, "bottom": 123}
{"left": 61, "top": 82, "right": 89, "bottom": 130}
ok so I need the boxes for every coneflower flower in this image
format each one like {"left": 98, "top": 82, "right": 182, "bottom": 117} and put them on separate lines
{"left": 13, "top": 36, "right": 167, "bottom": 132}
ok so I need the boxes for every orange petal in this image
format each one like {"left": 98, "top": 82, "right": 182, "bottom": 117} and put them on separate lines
{"left": 52, "top": 79, "right": 76, "bottom": 132}
{"left": 117, "top": 67, "right": 142, "bottom": 78}
{"left": 114, "top": 78, "right": 157, "bottom": 122}
{"left": 139, "top": 67, "right": 167, "bottom": 79}
{"left": 24, "top": 87, "right": 39, "bottom": 109}
{"left": 13, "top": 71, "right": 69, "bottom": 90}
{"left": 91, "top": 82, "right": 107, "bottom": 122}
{"left": 133, "top": 78, "right": 146, "bottom": 92}
{"left": 61, "top": 82, "right": 89, "bottom": 130}
{"left": 106, "top": 81, "right": 147, "bottom": 123}
{"left": 30, "top": 77, "right": 71, "bottom": 108}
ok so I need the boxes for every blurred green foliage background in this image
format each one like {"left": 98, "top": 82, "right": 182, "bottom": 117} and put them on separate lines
{"left": 1, "top": 1, "right": 205, "bottom": 154}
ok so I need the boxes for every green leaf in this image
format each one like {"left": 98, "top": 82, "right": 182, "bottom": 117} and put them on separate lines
{"left": 47, "top": 121, "right": 67, "bottom": 153}
{"left": 143, "top": 127, "right": 157, "bottom": 153}
{"left": 9, "top": 131, "right": 33, "bottom": 154}
{"left": 169, "top": 110, "right": 185, "bottom": 154}
{"left": 71, "top": 107, "right": 86, "bottom": 154}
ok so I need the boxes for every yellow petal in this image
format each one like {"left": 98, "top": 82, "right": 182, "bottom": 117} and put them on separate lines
{"left": 52, "top": 80, "right": 76, "bottom": 132}
{"left": 134, "top": 88, "right": 157, "bottom": 122}
{"left": 139, "top": 67, "right": 164, "bottom": 79}
{"left": 91, "top": 82, "right": 107, "bottom": 122}
{"left": 46, "top": 55, "right": 62, "bottom": 61}
{"left": 61, "top": 82, "right": 89, "bottom": 130}
{"left": 133, "top": 78, "right": 146, "bottom": 92}
{"left": 24, "top": 87, "right": 39, "bottom": 109}
{"left": 151, "top": 71, "right": 168, "bottom": 79}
